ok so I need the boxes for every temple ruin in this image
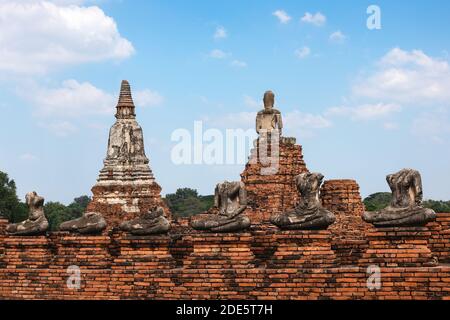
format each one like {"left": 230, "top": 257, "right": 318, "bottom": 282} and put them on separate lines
{"left": 0, "top": 84, "right": 449, "bottom": 300}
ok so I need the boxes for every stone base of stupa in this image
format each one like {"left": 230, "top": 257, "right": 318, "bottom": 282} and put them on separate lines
{"left": 87, "top": 182, "right": 170, "bottom": 229}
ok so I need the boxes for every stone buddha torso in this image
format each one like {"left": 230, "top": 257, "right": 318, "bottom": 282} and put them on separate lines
{"left": 216, "top": 181, "right": 247, "bottom": 218}
{"left": 190, "top": 181, "right": 251, "bottom": 232}
{"left": 388, "top": 169, "right": 422, "bottom": 209}
{"left": 270, "top": 172, "right": 336, "bottom": 230}
{"left": 6, "top": 191, "right": 49, "bottom": 236}
{"left": 363, "top": 169, "right": 436, "bottom": 227}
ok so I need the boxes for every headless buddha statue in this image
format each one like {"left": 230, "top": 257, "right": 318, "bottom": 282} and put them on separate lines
{"left": 271, "top": 172, "right": 336, "bottom": 230}
{"left": 190, "top": 181, "right": 251, "bottom": 232}
{"left": 6, "top": 191, "right": 49, "bottom": 236}
{"left": 363, "top": 169, "right": 436, "bottom": 227}
{"left": 120, "top": 206, "right": 170, "bottom": 235}
{"left": 59, "top": 212, "right": 107, "bottom": 235}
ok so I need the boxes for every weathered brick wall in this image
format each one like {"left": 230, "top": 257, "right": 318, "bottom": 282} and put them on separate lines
{"left": 1, "top": 219, "right": 449, "bottom": 300}
{"left": 241, "top": 138, "right": 308, "bottom": 224}
{"left": 429, "top": 213, "right": 450, "bottom": 263}
{"left": 320, "top": 180, "right": 369, "bottom": 240}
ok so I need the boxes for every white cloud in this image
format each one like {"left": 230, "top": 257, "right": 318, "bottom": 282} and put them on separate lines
{"left": 295, "top": 46, "right": 311, "bottom": 59}
{"left": 383, "top": 122, "right": 399, "bottom": 130}
{"left": 0, "top": 0, "right": 134, "bottom": 74}
{"left": 209, "top": 49, "right": 229, "bottom": 59}
{"left": 326, "top": 103, "right": 401, "bottom": 121}
{"left": 230, "top": 60, "right": 247, "bottom": 68}
{"left": 21, "top": 79, "right": 162, "bottom": 128}
{"left": 243, "top": 95, "right": 259, "bottom": 109}
{"left": 411, "top": 111, "right": 450, "bottom": 143}
{"left": 329, "top": 31, "right": 346, "bottom": 43}
{"left": 19, "top": 79, "right": 164, "bottom": 120}
{"left": 273, "top": 10, "right": 291, "bottom": 24}
{"left": 38, "top": 120, "right": 78, "bottom": 137}
{"left": 284, "top": 110, "right": 331, "bottom": 138}
{"left": 203, "top": 112, "right": 256, "bottom": 130}
{"left": 19, "top": 153, "right": 39, "bottom": 161}
{"left": 202, "top": 107, "right": 331, "bottom": 140}
{"left": 134, "top": 89, "right": 164, "bottom": 108}
{"left": 353, "top": 48, "right": 450, "bottom": 105}
{"left": 214, "top": 26, "right": 227, "bottom": 40}
{"left": 301, "top": 12, "right": 326, "bottom": 26}
{"left": 24, "top": 79, "right": 115, "bottom": 118}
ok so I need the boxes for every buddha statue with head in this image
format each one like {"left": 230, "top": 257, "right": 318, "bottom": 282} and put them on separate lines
{"left": 363, "top": 169, "right": 436, "bottom": 227}
{"left": 6, "top": 191, "right": 49, "bottom": 236}
{"left": 271, "top": 172, "right": 336, "bottom": 230}
{"left": 256, "top": 90, "right": 283, "bottom": 136}
{"left": 190, "top": 181, "right": 251, "bottom": 232}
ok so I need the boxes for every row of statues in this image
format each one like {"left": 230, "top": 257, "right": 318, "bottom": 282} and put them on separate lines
{"left": 4, "top": 168, "right": 436, "bottom": 236}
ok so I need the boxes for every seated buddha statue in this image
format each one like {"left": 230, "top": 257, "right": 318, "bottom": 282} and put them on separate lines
{"left": 190, "top": 181, "right": 251, "bottom": 232}
{"left": 6, "top": 191, "right": 49, "bottom": 236}
{"left": 363, "top": 169, "right": 436, "bottom": 227}
{"left": 59, "top": 212, "right": 107, "bottom": 235}
{"left": 256, "top": 90, "right": 283, "bottom": 136}
{"left": 120, "top": 207, "right": 170, "bottom": 235}
{"left": 271, "top": 172, "right": 336, "bottom": 230}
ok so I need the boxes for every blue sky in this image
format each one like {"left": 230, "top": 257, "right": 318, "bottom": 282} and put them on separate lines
{"left": 0, "top": 0, "right": 449, "bottom": 204}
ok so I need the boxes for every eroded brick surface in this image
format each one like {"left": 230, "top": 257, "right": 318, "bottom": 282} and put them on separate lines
{"left": 0, "top": 215, "right": 449, "bottom": 300}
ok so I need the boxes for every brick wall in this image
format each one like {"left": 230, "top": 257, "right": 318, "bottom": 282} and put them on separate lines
{"left": 320, "top": 179, "right": 369, "bottom": 240}
{"left": 1, "top": 216, "right": 449, "bottom": 300}
{"left": 241, "top": 138, "right": 308, "bottom": 224}
{"left": 429, "top": 213, "right": 450, "bottom": 263}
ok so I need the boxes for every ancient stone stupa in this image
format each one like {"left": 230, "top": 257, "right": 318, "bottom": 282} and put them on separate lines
{"left": 86, "top": 80, "right": 169, "bottom": 228}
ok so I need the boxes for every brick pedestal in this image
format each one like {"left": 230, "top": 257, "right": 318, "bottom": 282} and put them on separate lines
{"left": 0, "top": 219, "right": 8, "bottom": 235}
{"left": 241, "top": 138, "right": 308, "bottom": 224}
{"left": 110, "top": 235, "right": 175, "bottom": 299}
{"left": 269, "top": 230, "right": 336, "bottom": 268}
{"left": 359, "top": 227, "right": 435, "bottom": 267}
{"left": 50, "top": 234, "right": 111, "bottom": 269}
{"left": 320, "top": 179, "right": 368, "bottom": 240}
{"left": 429, "top": 213, "right": 450, "bottom": 263}
{"left": 113, "top": 235, "right": 174, "bottom": 268}
{"left": 184, "top": 233, "right": 255, "bottom": 269}
{"left": 3, "top": 236, "right": 52, "bottom": 269}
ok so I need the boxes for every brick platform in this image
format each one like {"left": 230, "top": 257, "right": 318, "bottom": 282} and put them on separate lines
{"left": 0, "top": 216, "right": 449, "bottom": 300}
{"left": 359, "top": 227, "right": 435, "bottom": 267}
{"left": 429, "top": 213, "right": 450, "bottom": 263}
{"left": 0, "top": 219, "right": 7, "bottom": 235}
{"left": 110, "top": 235, "right": 176, "bottom": 299}
{"left": 241, "top": 138, "right": 308, "bottom": 224}
{"left": 49, "top": 234, "right": 112, "bottom": 269}
{"left": 320, "top": 179, "right": 368, "bottom": 240}
{"left": 184, "top": 233, "right": 255, "bottom": 269}
{"left": 269, "top": 230, "right": 336, "bottom": 268}
{"left": 2, "top": 236, "right": 52, "bottom": 269}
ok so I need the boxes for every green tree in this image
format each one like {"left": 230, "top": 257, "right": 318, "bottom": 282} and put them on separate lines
{"left": 44, "top": 195, "right": 90, "bottom": 231}
{"left": 72, "top": 195, "right": 91, "bottom": 209}
{"left": 364, "top": 192, "right": 450, "bottom": 213}
{"left": 0, "top": 170, "right": 28, "bottom": 222}
{"left": 363, "top": 192, "right": 391, "bottom": 211}
{"left": 423, "top": 200, "right": 450, "bottom": 213}
{"left": 165, "top": 188, "right": 214, "bottom": 217}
